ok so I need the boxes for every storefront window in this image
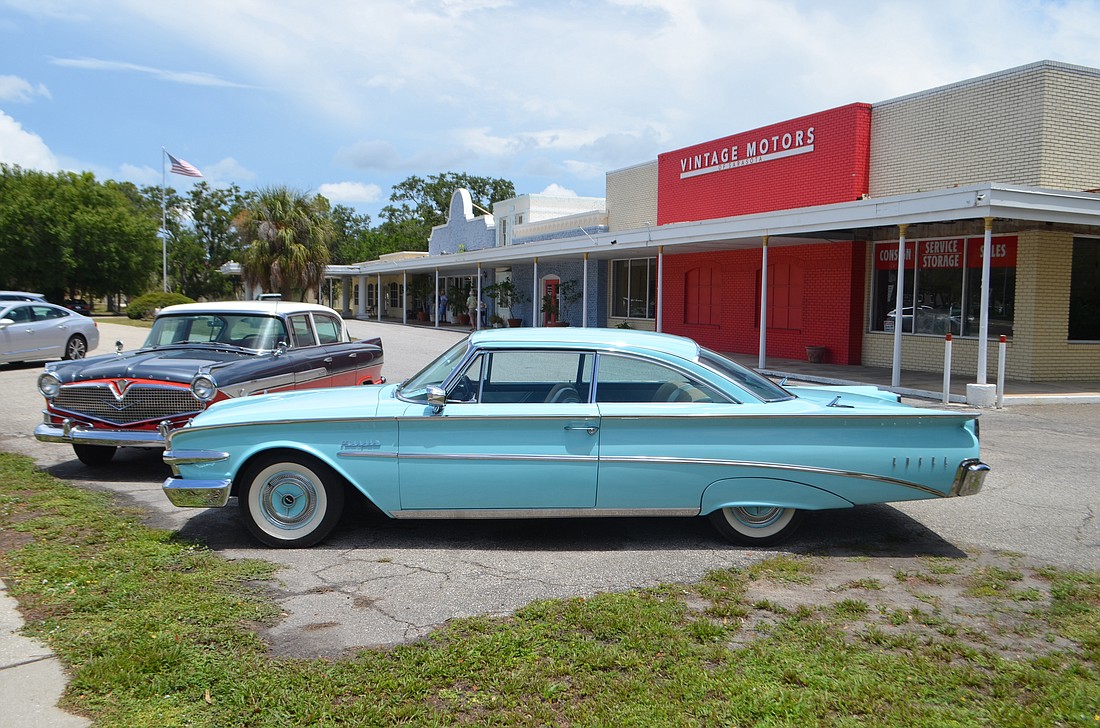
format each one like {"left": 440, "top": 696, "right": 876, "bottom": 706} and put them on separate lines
{"left": 611, "top": 258, "right": 655, "bottom": 319}
{"left": 1069, "top": 237, "right": 1100, "bottom": 340}
{"left": 872, "top": 236, "right": 1016, "bottom": 338}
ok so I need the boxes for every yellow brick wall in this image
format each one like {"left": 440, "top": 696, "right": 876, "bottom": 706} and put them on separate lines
{"left": 607, "top": 161, "right": 658, "bottom": 232}
{"left": 871, "top": 61, "right": 1100, "bottom": 196}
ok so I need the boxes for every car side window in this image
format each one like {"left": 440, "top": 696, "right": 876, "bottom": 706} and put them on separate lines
{"left": 594, "top": 354, "right": 725, "bottom": 403}
{"left": 287, "top": 314, "right": 315, "bottom": 347}
{"left": 451, "top": 350, "right": 594, "bottom": 404}
{"left": 32, "top": 305, "right": 66, "bottom": 321}
{"left": 5, "top": 305, "right": 32, "bottom": 323}
{"left": 313, "top": 315, "right": 342, "bottom": 344}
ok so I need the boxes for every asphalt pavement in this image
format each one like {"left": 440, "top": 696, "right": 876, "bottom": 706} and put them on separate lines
{"left": 1, "top": 318, "right": 1097, "bottom": 725}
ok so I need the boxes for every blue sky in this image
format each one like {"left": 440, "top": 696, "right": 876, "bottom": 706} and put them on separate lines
{"left": 2, "top": 0, "right": 1099, "bottom": 221}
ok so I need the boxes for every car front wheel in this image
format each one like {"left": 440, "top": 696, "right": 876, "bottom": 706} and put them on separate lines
{"left": 63, "top": 334, "right": 87, "bottom": 360}
{"left": 707, "top": 506, "right": 805, "bottom": 546}
{"left": 73, "top": 444, "right": 117, "bottom": 466}
{"left": 238, "top": 452, "right": 345, "bottom": 548}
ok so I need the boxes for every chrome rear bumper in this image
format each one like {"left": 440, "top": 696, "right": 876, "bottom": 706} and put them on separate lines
{"left": 950, "top": 459, "right": 990, "bottom": 497}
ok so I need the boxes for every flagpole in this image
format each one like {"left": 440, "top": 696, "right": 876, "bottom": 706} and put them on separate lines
{"left": 161, "top": 147, "right": 168, "bottom": 292}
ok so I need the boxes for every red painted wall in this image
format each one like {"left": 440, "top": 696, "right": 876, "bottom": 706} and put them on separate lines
{"left": 662, "top": 242, "right": 867, "bottom": 364}
{"left": 657, "top": 103, "right": 872, "bottom": 225}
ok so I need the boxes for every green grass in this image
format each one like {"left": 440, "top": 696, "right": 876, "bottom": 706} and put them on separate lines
{"left": 1, "top": 451, "right": 1098, "bottom": 726}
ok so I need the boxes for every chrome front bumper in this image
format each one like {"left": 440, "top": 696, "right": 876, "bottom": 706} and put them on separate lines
{"left": 162, "top": 448, "right": 232, "bottom": 508}
{"left": 34, "top": 420, "right": 167, "bottom": 448}
{"left": 162, "top": 477, "right": 233, "bottom": 508}
{"left": 950, "top": 459, "right": 990, "bottom": 497}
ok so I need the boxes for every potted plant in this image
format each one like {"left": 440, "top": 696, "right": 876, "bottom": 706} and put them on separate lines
{"left": 542, "top": 280, "right": 581, "bottom": 326}
{"left": 488, "top": 313, "right": 505, "bottom": 328}
{"left": 410, "top": 276, "right": 433, "bottom": 321}
{"left": 446, "top": 284, "right": 470, "bottom": 326}
{"left": 485, "top": 279, "right": 527, "bottom": 327}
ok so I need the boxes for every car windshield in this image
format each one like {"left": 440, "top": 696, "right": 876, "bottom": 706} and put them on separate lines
{"left": 144, "top": 314, "right": 289, "bottom": 350}
{"left": 397, "top": 338, "right": 471, "bottom": 402}
{"left": 698, "top": 348, "right": 795, "bottom": 403}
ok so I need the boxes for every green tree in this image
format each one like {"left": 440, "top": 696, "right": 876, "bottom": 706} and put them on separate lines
{"left": 376, "top": 172, "right": 515, "bottom": 253}
{"left": 237, "top": 186, "right": 333, "bottom": 300}
{"left": 0, "top": 165, "right": 159, "bottom": 301}
{"left": 329, "top": 204, "right": 375, "bottom": 264}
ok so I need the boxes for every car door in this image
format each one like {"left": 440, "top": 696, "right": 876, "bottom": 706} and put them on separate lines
{"left": 397, "top": 349, "right": 600, "bottom": 511}
{"left": 0, "top": 304, "right": 38, "bottom": 359}
{"left": 311, "top": 312, "right": 366, "bottom": 386}
{"left": 593, "top": 353, "right": 733, "bottom": 510}
{"left": 29, "top": 304, "right": 73, "bottom": 357}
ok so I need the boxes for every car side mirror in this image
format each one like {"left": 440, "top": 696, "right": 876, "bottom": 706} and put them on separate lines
{"left": 426, "top": 385, "right": 446, "bottom": 414}
{"left": 274, "top": 341, "right": 288, "bottom": 357}
{"left": 0, "top": 318, "right": 12, "bottom": 329}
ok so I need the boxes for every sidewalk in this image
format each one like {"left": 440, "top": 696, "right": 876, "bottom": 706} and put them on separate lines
{"left": 0, "top": 581, "right": 88, "bottom": 727}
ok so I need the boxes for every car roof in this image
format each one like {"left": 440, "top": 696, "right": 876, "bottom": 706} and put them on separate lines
{"left": 156, "top": 301, "right": 343, "bottom": 317}
{"left": 467, "top": 327, "right": 703, "bottom": 361}
{"left": 0, "top": 291, "right": 47, "bottom": 301}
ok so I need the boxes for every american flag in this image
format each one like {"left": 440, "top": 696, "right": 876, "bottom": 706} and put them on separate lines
{"left": 166, "top": 152, "right": 203, "bottom": 178}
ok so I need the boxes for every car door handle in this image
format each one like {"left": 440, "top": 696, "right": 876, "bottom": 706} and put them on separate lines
{"left": 564, "top": 425, "right": 599, "bottom": 435}
{"left": 323, "top": 357, "right": 333, "bottom": 363}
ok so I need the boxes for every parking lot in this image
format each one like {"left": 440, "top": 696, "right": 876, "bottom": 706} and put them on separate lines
{"left": 1, "top": 319, "right": 1097, "bottom": 658}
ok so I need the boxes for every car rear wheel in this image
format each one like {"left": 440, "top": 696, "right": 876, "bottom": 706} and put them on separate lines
{"left": 707, "top": 506, "right": 804, "bottom": 546}
{"left": 73, "top": 444, "right": 117, "bottom": 466}
{"left": 238, "top": 452, "right": 345, "bottom": 548}
{"left": 63, "top": 334, "right": 88, "bottom": 360}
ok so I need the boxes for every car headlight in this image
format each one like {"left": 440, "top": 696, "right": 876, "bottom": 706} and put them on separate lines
{"left": 190, "top": 374, "right": 218, "bottom": 402}
{"left": 37, "top": 371, "right": 62, "bottom": 398}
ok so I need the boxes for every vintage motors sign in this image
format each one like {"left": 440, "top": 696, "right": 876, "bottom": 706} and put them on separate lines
{"left": 657, "top": 103, "right": 871, "bottom": 225}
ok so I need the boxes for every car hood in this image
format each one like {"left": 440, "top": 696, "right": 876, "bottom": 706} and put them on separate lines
{"left": 186, "top": 383, "right": 395, "bottom": 428}
{"left": 50, "top": 346, "right": 251, "bottom": 385}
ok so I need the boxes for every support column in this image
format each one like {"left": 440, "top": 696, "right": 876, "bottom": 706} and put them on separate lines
{"left": 376, "top": 274, "right": 382, "bottom": 322}
{"left": 434, "top": 269, "right": 440, "bottom": 329}
{"left": 890, "top": 224, "right": 908, "bottom": 387}
{"left": 977, "top": 217, "right": 993, "bottom": 384}
{"left": 476, "top": 263, "right": 483, "bottom": 330}
{"left": 341, "top": 276, "right": 352, "bottom": 316}
{"left": 532, "top": 258, "right": 539, "bottom": 328}
{"left": 656, "top": 246, "right": 664, "bottom": 333}
{"left": 582, "top": 253, "right": 589, "bottom": 328}
{"left": 402, "top": 271, "right": 408, "bottom": 325}
{"left": 357, "top": 276, "right": 367, "bottom": 317}
{"left": 758, "top": 236, "right": 769, "bottom": 369}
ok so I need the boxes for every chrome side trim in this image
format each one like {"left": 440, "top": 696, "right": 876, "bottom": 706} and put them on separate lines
{"left": 398, "top": 452, "right": 599, "bottom": 463}
{"left": 391, "top": 507, "right": 699, "bottom": 519}
{"left": 337, "top": 451, "right": 398, "bottom": 459}
{"left": 599, "top": 455, "right": 948, "bottom": 497}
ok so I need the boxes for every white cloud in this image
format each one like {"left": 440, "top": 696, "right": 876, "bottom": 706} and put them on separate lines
{"left": 539, "top": 183, "right": 577, "bottom": 197}
{"left": 318, "top": 181, "right": 383, "bottom": 204}
{"left": 204, "top": 157, "right": 256, "bottom": 183}
{"left": 50, "top": 57, "right": 250, "bottom": 88}
{"left": 335, "top": 141, "right": 403, "bottom": 171}
{"left": 0, "top": 110, "right": 59, "bottom": 171}
{"left": 0, "top": 76, "right": 51, "bottom": 103}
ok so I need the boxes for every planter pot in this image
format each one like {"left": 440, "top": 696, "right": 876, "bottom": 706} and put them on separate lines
{"left": 457, "top": 314, "right": 471, "bottom": 326}
{"left": 507, "top": 318, "right": 522, "bottom": 327}
{"left": 416, "top": 311, "right": 428, "bottom": 321}
{"left": 806, "top": 346, "right": 827, "bottom": 364}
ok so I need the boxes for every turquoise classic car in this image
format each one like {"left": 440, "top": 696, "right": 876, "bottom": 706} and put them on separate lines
{"left": 162, "top": 328, "right": 988, "bottom": 548}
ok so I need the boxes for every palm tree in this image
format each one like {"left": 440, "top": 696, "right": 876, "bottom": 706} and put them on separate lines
{"left": 237, "top": 186, "right": 332, "bottom": 300}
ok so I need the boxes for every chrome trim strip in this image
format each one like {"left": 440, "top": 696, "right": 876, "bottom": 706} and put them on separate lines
{"left": 599, "top": 455, "right": 948, "bottom": 497}
{"left": 337, "top": 450, "right": 398, "bottom": 459}
{"left": 399, "top": 452, "right": 599, "bottom": 463}
{"left": 391, "top": 507, "right": 699, "bottom": 519}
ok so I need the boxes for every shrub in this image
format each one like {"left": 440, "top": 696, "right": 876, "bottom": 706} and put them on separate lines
{"left": 126, "top": 292, "right": 194, "bottom": 320}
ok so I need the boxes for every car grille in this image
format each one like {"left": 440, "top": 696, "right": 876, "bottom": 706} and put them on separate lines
{"left": 53, "top": 383, "right": 202, "bottom": 426}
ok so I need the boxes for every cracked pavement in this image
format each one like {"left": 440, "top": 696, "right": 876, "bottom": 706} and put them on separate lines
{"left": 2, "top": 320, "right": 1097, "bottom": 659}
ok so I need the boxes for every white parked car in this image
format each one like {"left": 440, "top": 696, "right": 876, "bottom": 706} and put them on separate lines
{"left": 0, "top": 300, "right": 99, "bottom": 364}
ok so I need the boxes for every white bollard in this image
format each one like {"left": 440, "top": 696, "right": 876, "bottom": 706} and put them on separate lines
{"left": 942, "top": 333, "right": 953, "bottom": 404}
{"left": 996, "top": 335, "right": 1007, "bottom": 408}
